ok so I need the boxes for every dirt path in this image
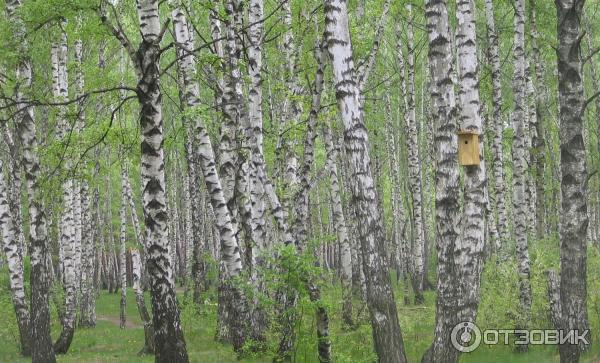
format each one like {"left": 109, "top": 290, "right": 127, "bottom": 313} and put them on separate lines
{"left": 97, "top": 315, "right": 142, "bottom": 329}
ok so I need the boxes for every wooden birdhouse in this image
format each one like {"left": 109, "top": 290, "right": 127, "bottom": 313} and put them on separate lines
{"left": 457, "top": 130, "right": 480, "bottom": 166}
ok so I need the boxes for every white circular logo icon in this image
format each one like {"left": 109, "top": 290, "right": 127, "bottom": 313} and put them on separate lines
{"left": 451, "top": 321, "right": 481, "bottom": 353}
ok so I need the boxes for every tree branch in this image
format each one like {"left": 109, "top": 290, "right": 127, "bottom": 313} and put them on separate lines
{"left": 357, "top": 0, "right": 391, "bottom": 93}
{"left": 98, "top": 3, "right": 137, "bottom": 71}
{"left": 582, "top": 89, "right": 600, "bottom": 113}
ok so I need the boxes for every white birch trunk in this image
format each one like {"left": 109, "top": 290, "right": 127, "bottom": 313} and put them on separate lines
{"left": 109, "top": 1, "right": 191, "bottom": 360}
{"left": 131, "top": 249, "right": 155, "bottom": 354}
{"left": 403, "top": 4, "right": 425, "bottom": 304}
{"left": 280, "top": 1, "right": 301, "bottom": 218}
{"left": 553, "top": 1, "right": 591, "bottom": 359}
{"left": 7, "top": 0, "right": 56, "bottom": 358}
{"left": 171, "top": 6, "right": 242, "bottom": 278}
{"left": 172, "top": 4, "right": 245, "bottom": 351}
{"left": 75, "top": 33, "right": 97, "bottom": 328}
{"left": 0, "top": 158, "right": 31, "bottom": 355}
{"left": 455, "top": 0, "right": 486, "bottom": 336}
{"left": 246, "top": 0, "right": 269, "bottom": 345}
{"left": 484, "top": 0, "right": 509, "bottom": 250}
{"left": 324, "top": 1, "right": 407, "bottom": 361}
{"left": 421, "top": 0, "right": 462, "bottom": 361}
{"left": 79, "top": 180, "right": 96, "bottom": 327}
{"left": 322, "top": 123, "right": 353, "bottom": 326}
{"left": 511, "top": 0, "right": 532, "bottom": 346}
{"left": 52, "top": 29, "right": 78, "bottom": 354}
{"left": 529, "top": 0, "right": 546, "bottom": 240}
{"left": 119, "top": 167, "right": 128, "bottom": 329}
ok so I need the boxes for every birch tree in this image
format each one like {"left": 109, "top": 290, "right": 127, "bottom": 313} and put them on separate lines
{"left": 100, "top": 0, "right": 189, "bottom": 360}
{"left": 402, "top": 3, "right": 425, "bottom": 304}
{"left": 324, "top": 1, "right": 407, "bottom": 361}
{"left": 246, "top": 0, "right": 269, "bottom": 344}
{"left": 0, "top": 158, "right": 31, "bottom": 355}
{"left": 421, "top": 0, "right": 487, "bottom": 360}
{"left": 422, "top": 0, "right": 461, "bottom": 361}
{"left": 52, "top": 29, "right": 79, "bottom": 355}
{"left": 549, "top": 1, "right": 591, "bottom": 361}
{"left": 322, "top": 122, "right": 353, "bottom": 326}
{"left": 484, "top": 0, "right": 509, "bottom": 248}
{"left": 77, "top": 34, "right": 97, "bottom": 329}
{"left": 7, "top": 0, "right": 57, "bottom": 359}
{"left": 171, "top": 4, "right": 246, "bottom": 351}
{"left": 132, "top": 248, "right": 155, "bottom": 354}
{"left": 119, "top": 166, "right": 128, "bottom": 329}
{"left": 512, "top": 0, "right": 532, "bottom": 344}
{"left": 528, "top": 0, "right": 547, "bottom": 241}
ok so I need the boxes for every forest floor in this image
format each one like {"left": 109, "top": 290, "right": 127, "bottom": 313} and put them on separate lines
{"left": 1, "top": 239, "right": 600, "bottom": 362}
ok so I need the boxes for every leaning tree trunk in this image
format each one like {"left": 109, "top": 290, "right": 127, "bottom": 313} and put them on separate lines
{"left": 511, "top": 0, "right": 532, "bottom": 347}
{"left": 171, "top": 4, "right": 243, "bottom": 282}
{"left": 324, "top": 1, "right": 407, "bottom": 361}
{"left": 7, "top": 0, "right": 56, "bottom": 360}
{"left": 171, "top": 3, "right": 246, "bottom": 352}
{"left": 0, "top": 158, "right": 31, "bottom": 356}
{"left": 551, "top": 1, "right": 592, "bottom": 360}
{"left": 356, "top": 0, "right": 391, "bottom": 96}
{"left": 421, "top": 0, "right": 461, "bottom": 361}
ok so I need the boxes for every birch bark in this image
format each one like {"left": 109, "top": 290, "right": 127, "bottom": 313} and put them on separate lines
{"left": 553, "top": 1, "right": 591, "bottom": 360}
{"left": 52, "top": 30, "right": 78, "bottom": 355}
{"left": 483, "top": 0, "right": 509, "bottom": 249}
{"left": 131, "top": 249, "right": 155, "bottom": 354}
{"left": 511, "top": 0, "right": 532, "bottom": 344}
{"left": 171, "top": 4, "right": 245, "bottom": 351}
{"left": 76, "top": 36, "right": 96, "bottom": 328}
{"left": 119, "top": 166, "right": 128, "bottom": 329}
{"left": 7, "top": 0, "right": 56, "bottom": 359}
{"left": 455, "top": 0, "right": 486, "bottom": 340}
{"left": 0, "top": 158, "right": 31, "bottom": 355}
{"left": 529, "top": 0, "right": 546, "bottom": 241}
{"left": 100, "top": 0, "right": 190, "bottom": 360}
{"left": 324, "top": 1, "right": 407, "bottom": 361}
{"left": 422, "top": 0, "right": 461, "bottom": 361}
{"left": 403, "top": 3, "right": 425, "bottom": 304}
{"left": 323, "top": 123, "right": 353, "bottom": 326}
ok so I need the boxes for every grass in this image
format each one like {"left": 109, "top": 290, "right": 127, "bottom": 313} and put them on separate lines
{"left": 0, "top": 239, "right": 599, "bottom": 362}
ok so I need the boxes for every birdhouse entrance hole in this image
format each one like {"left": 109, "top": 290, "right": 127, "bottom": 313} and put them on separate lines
{"left": 457, "top": 130, "right": 480, "bottom": 166}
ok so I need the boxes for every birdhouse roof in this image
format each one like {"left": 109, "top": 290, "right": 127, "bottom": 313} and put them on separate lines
{"left": 457, "top": 129, "right": 479, "bottom": 135}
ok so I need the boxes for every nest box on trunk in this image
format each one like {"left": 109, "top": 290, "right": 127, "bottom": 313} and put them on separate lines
{"left": 458, "top": 130, "right": 480, "bottom": 166}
